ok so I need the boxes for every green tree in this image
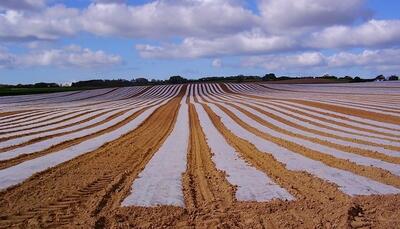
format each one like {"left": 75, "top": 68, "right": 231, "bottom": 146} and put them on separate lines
{"left": 262, "top": 73, "right": 276, "bottom": 81}
{"left": 168, "top": 75, "right": 188, "bottom": 84}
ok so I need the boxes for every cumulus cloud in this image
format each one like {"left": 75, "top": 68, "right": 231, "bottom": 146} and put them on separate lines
{"left": 0, "top": 0, "right": 257, "bottom": 42}
{"left": 0, "top": 5, "right": 80, "bottom": 41}
{"left": 0, "top": 45, "right": 122, "bottom": 69}
{"left": 135, "top": 17, "right": 400, "bottom": 59}
{"left": 0, "top": 0, "right": 399, "bottom": 76}
{"left": 136, "top": 30, "right": 295, "bottom": 58}
{"left": 242, "top": 49, "right": 400, "bottom": 72}
{"left": 1, "top": 0, "right": 394, "bottom": 52}
{"left": 308, "top": 20, "right": 400, "bottom": 48}
{"left": 242, "top": 52, "right": 325, "bottom": 70}
{"left": 259, "top": 0, "right": 370, "bottom": 32}
{"left": 328, "top": 49, "right": 400, "bottom": 69}
{"left": 0, "top": 0, "right": 45, "bottom": 11}
{"left": 81, "top": 0, "right": 257, "bottom": 39}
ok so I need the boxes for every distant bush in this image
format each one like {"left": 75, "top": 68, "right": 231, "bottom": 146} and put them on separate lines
{"left": 4, "top": 73, "right": 390, "bottom": 89}
{"left": 168, "top": 75, "right": 188, "bottom": 84}
{"left": 375, "top": 75, "right": 386, "bottom": 81}
{"left": 262, "top": 73, "right": 276, "bottom": 81}
{"left": 132, "top": 78, "right": 149, "bottom": 85}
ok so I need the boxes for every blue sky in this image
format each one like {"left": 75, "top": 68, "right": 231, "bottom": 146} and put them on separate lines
{"left": 0, "top": 0, "right": 399, "bottom": 84}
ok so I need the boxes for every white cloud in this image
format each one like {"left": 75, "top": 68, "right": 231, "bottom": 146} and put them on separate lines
{"left": 0, "top": 45, "right": 122, "bottom": 69}
{"left": 136, "top": 30, "right": 295, "bottom": 58}
{"left": 0, "top": 0, "right": 257, "bottom": 42}
{"left": 259, "top": 0, "right": 370, "bottom": 32}
{"left": 0, "top": 0, "right": 45, "bottom": 11}
{"left": 0, "top": 5, "right": 80, "bottom": 41}
{"left": 93, "top": 0, "right": 125, "bottom": 3}
{"left": 135, "top": 17, "right": 400, "bottom": 59}
{"left": 212, "top": 58, "right": 222, "bottom": 68}
{"left": 328, "top": 49, "right": 400, "bottom": 68}
{"left": 242, "top": 52, "right": 325, "bottom": 70}
{"left": 0, "top": 0, "right": 399, "bottom": 77}
{"left": 308, "top": 20, "right": 400, "bottom": 48}
{"left": 81, "top": 0, "right": 257, "bottom": 39}
{"left": 242, "top": 49, "right": 400, "bottom": 72}
{"left": 1, "top": 0, "right": 393, "bottom": 53}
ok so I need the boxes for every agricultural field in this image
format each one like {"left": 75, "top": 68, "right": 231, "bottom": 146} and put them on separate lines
{"left": 0, "top": 87, "right": 97, "bottom": 97}
{"left": 0, "top": 82, "right": 399, "bottom": 228}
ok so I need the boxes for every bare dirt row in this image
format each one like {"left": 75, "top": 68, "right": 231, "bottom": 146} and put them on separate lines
{"left": 0, "top": 83, "right": 399, "bottom": 228}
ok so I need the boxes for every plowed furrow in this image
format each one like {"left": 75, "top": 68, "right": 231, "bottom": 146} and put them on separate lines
{"left": 227, "top": 102, "right": 400, "bottom": 163}
{"left": 0, "top": 110, "right": 55, "bottom": 124}
{"left": 256, "top": 83, "right": 396, "bottom": 96}
{"left": 260, "top": 100, "right": 400, "bottom": 140}
{"left": 228, "top": 91, "right": 400, "bottom": 126}
{"left": 0, "top": 91, "right": 183, "bottom": 228}
{"left": 0, "top": 107, "right": 147, "bottom": 170}
{"left": 182, "top": 104, "right": 236, "bottom": 210}
{"left": 287, "top": 99, "right": 400, "bottom": 125}
{"left": 0, "top": 83, "right": 399, "bottom": 228}
{"left": 213, "top": 94, "right": 400, "bottom": 151}
{"left": 0, "top": 111, "right": 26, "bottom": 118}
{"left": 0, "top": 110, "right": 98, "bottom": 135}
{"left": 213, "top": 103, "right": 400, "bottom": 189}
{"left": 0, "top": 110, "right": 36, "bottom": 120}
{"left": 0, "top": 174, "right": 115, "bottom": 228}
{"left": 0, "top": 110, "right": 127, "bottom": 152}
{"left": 202, "top": 103, "right": 349, "bottom": 202}
{"left": 76, "top": 89, "right": 185, "bottom": 227}
{"left": 70, "top": 88, "right": 119, "bottom": 102}
{"left": 274, "top": 101, "right": 400, "bottom": 132}
{"left": 222, "top": 92, "right": 400, "bottom": 140}
{"left": 125, "top": 86, "right": 151, "bottom": 99}
{"left": 0, "top": 109, "right": 116, "bottom": 142}
{"left": 0, "top": 99, "right": 152, "bottom": 141}
{"left": 0, "top": 110, "right": 90, "bottom": 131}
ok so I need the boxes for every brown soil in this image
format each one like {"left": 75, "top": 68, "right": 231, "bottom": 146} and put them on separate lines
{"left": 0, "top": 110, "right": 112, "bottom": 143}
{"left": 224, "top": 100, "right": 400, "bottom": 163}
{"left": 0, "top": 100, "right": 165, "bottom": 170}
{"left": 0, "top": 110, "right": 36, "bottom": 118}
{"left": 261, "top": 100, "right": 400, "bottom": 139}
{"left": 69, "top": 88, "right": 119, "bottom": 102}
{"left": 0, "top": 100, "right": 155, "bottom": 143}
{"left": 257, "top": 83, "right": 397, "bottom": 96}
{"left": 6, "top": 90, "right": 84, "bottom": 104}
{"left": 287, "top": 100, "right": 400, "bottom": 125}
{"left": 274, "top": 100, "right": 400, "bottom": 133}
{"left": 0, "top": 84, "right": 399, "bottom": 228}
{"left": 220, "top": 83, "right": 400, "bottom": 125}
{"left": 182, "top": 104, "right": 236, "bottom": 210}
{"left": 216, "top": 93, "right": 400, "bottom": 145}
{"left": 0, "top": 110, "right": 58, "bottom": 127}
{"left": 0, "top": 110, "right": 98, "bottom": 135}
{"left": 260, "top": 78, "right": 346, "bottom": 84}
{"left": 98, "top": 101, "right": 400, "bottom": 229}
{"left": 0, "top": 87, "right": 184, "bottom": 228}
{"left": 212, "top": 102, "right": 400, "bottom": 189}
{"left": 125, "top": 86, "right": 151, "bottom": 99}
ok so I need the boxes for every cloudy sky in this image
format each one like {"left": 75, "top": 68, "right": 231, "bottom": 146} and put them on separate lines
{"left": 0, "top": 0, "right": 399, "bottom": 84}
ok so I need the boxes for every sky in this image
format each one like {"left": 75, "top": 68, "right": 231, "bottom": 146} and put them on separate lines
{"left": 0, "top": 0, "right": 399, "bottom": 84}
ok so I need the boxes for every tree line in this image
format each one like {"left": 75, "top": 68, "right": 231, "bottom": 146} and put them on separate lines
{"left": 1, "top": 74, "right": 398, "bottom": 89}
